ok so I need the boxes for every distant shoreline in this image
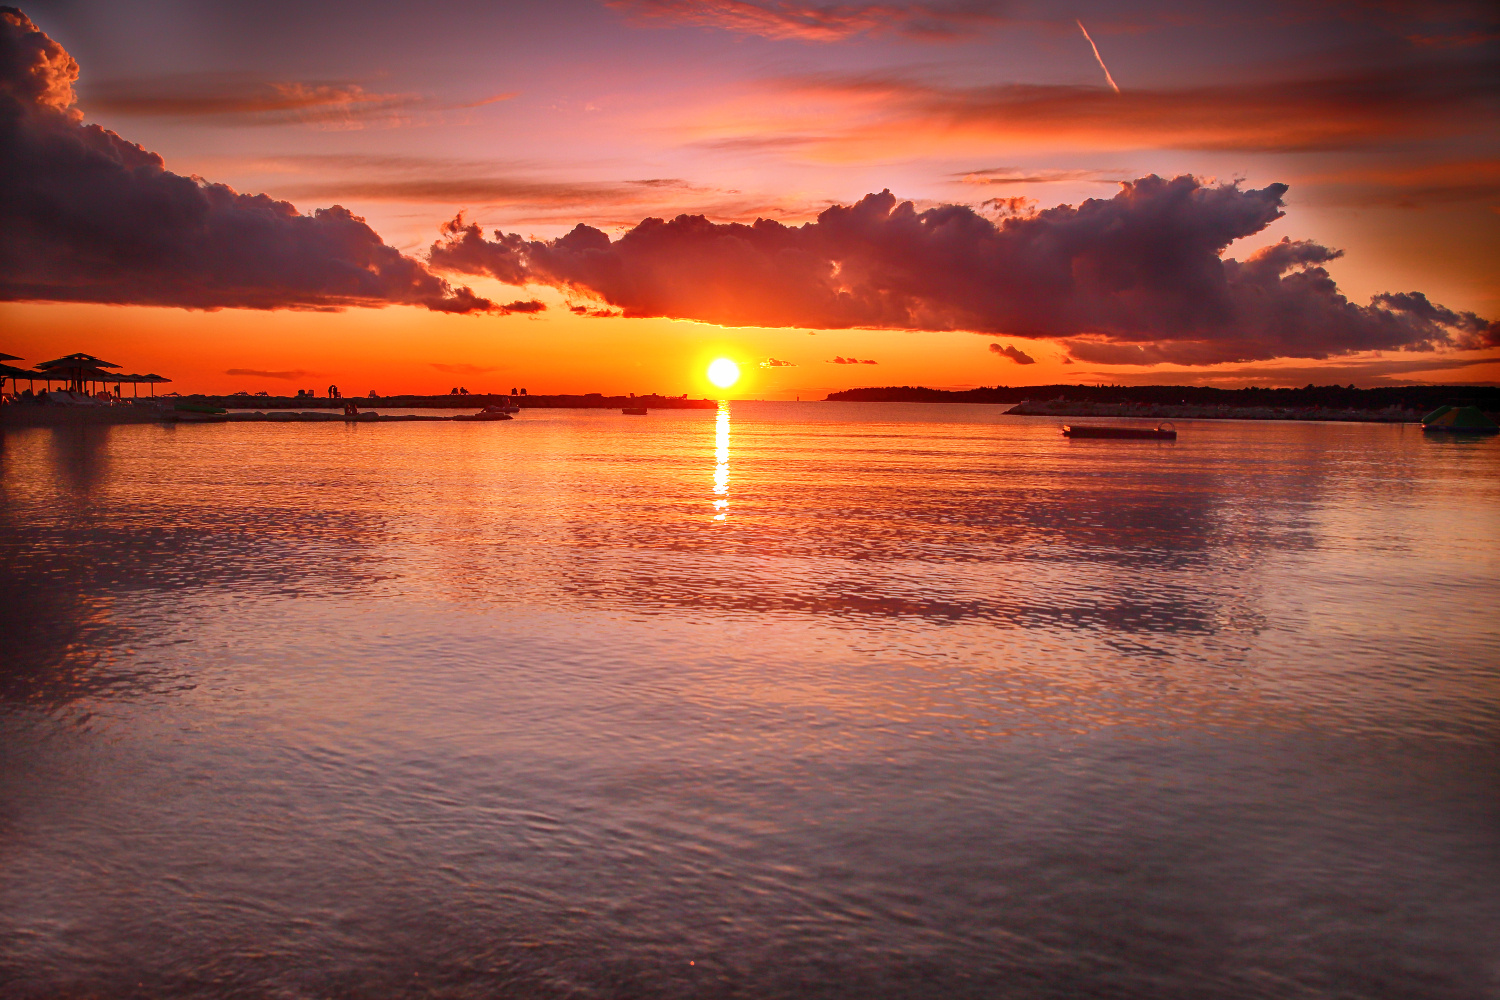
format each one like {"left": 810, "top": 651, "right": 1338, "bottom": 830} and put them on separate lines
{"left": 826, "top": 383, "right": 1499, "bottom": 423}
{"left": 183, "top": 393, "right": 718, "bottom": 410}
{"left": 1002, "top": 399, "right": 1418, "bottom": 423}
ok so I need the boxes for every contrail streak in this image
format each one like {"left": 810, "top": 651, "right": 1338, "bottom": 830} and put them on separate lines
{"left": 1076, "top": 19, "right": 1120, "bottom": 93}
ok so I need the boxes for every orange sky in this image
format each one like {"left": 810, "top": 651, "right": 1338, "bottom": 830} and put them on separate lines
{"left": 3, "top": 1, "right": 1497, "bottom": 395}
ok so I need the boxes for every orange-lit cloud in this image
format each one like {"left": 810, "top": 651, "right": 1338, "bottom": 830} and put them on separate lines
{"left": 1299, "top": 158, "right": 1500, "bottom": 208}
{"left": 606, "top": 0, "right": 1001, "bottom": 41}
{"left": 429, "top": 175, "right": 1496, "bottom": 365}
{"left": 81, "top": 73, "right": 519, "bottom": 130}
{"left": 225, "top": 367, "right": 317, "bottom": 380}
{"left": 0, "top": 10, "right": 490, "bottom": 313}
{"left": 688, "top": 59, "right": 1495, "bottom": 155}
{"left": 430, "top": 362, "right": 500, "bottom": 375}
{"left": 1078, "top": 353, "right": 1500, "bottom": 387}
{"left": 958, "top": 167, "right": 1126, "bottom": 186}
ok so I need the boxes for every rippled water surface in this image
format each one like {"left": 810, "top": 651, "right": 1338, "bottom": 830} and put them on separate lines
{"left": 2, "top": 403, "right": 1498, "bottom": 999}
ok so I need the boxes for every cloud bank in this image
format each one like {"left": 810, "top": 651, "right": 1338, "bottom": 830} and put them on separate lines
{"left": 430, "top": 175, "right": 1495, "bottom": 365}
{"left": 0, "top": 8, "right": 490, "bottom": 313}
{"left": 82, "top": 73, "right": 516, "bottom": 129}
{"left": 717, "top": 59, "right": 1498, "bottom": 157}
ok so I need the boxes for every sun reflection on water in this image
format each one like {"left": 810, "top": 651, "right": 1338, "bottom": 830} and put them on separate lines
{"left": 712, "top": 401, "right": 729, "bottom": 520}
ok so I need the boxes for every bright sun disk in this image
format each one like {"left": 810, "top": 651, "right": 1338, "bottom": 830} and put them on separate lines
{"left": 707, "top": 357, "right": 740, "bottom": 389}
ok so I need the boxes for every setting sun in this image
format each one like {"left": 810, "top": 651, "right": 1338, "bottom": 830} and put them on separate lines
{"left": 706, "top": 357, "right": 740, "bottom": 389}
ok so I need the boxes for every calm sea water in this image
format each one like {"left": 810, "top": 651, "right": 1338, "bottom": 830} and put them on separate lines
{"left": 2, "top": 402, "right": 1497, "bottom": 999}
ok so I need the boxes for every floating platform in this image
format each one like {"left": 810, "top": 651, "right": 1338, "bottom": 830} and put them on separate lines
{"left": 1420, "top": 405, "right": 1498, "bottom": 434}
{"left": 1063, "top": 423, "right": 1177, "bottom": 440}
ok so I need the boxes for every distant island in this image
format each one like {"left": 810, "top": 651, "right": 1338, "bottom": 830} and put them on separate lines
{"left": 825, "top": 384, "right": 1500, "bottom": 423}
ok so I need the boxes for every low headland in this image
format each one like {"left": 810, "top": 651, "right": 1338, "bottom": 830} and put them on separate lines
{"left": 0, "top": 391, "right": 718, "bottom": 427}
{"left": 198, "top": 392, "right": 717, "bottom": 410}
{"left": 826, "top": 384, "right": 1500, "bottom": 423}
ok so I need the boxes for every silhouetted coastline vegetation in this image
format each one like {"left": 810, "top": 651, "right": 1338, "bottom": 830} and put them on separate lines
{"left": 827, "top": 384, "right": 1499, "bottom": 421}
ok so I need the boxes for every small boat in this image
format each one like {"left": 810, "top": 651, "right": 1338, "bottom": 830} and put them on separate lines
{"left": 622, "top": 406, "right": 648, "bottom": 415}
{"left": 1064, "top": 422, "right": 1176, "bottom": 440}
{"left": 454, "top": 405, "right": 514, "bottom": 421}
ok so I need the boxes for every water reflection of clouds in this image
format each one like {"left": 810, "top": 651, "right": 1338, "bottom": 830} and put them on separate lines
{"left": 0, "top": 425, "right": 395, "bottom": 712}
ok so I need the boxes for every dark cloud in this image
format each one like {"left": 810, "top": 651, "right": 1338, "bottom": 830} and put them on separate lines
{"left": 830, "top": 356, "right": 878, "bottom": 364}
{"left": 569, "top": 304, "right": 621, "bottom": 317}
{"left": 990, "top": 342, "right": 1036, "bottom": 364}
{"left": 760, "top": 357, "right": 796, "bottom": 366}
{"left": 0, "top": 9, "right": 490, "bottom": 313}
{"left": 500, "top": 299, "right": 546, "bottom": 314}
{"left": 429, "top": 174, "right": 1495, "bottom": 366}
{"left": 981, "top": 196, "right": 1037, "bottom": 219}
{"left": 225, "top": 368, "right": 315, "bottom": 380}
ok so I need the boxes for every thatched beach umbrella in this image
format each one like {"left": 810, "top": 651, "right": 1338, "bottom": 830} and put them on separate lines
{"left": 36, "top": 353, "right": 122, "bottom": 394}
{"left": 143, "top": 374, "right": 171, "bottom": 397}
{"left": 0, "top": 361, "right": 32, "bottom": 394}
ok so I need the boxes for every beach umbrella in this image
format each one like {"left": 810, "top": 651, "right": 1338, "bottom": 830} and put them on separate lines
{"left": 0, "top": 361, "right": 32, "bottom": 394}
{"left": 143, "top": 373, "right": 171, "bottom": 397}
{"left": 36, "top": 353, "right": 122, "bottom": 393}
{"left": 56, "top": 364, "right": 116, "bottom": 394}
{"left": 36, "top": 352, "right": 121, "bottom": 369}
{"left": 0, "top": 352, "right": 21, "bottom": 362}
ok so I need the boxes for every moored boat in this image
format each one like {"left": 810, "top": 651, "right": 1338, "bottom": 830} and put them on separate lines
{"left": 454, "top": 405, "right": 514, "bottom": 421}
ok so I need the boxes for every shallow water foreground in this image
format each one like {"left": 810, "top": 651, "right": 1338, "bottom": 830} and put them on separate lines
{"left": 1, "top": 403, "right": 1497, "bottom": 999}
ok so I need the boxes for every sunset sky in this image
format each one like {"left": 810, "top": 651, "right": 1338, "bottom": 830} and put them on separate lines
{"left": 2, "top": 1, "right": 1496, "bottom": 396}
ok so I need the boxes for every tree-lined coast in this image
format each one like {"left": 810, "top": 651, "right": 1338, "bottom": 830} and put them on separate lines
{"left": 826, "top": 384, "right": 1500, "bottom": 423}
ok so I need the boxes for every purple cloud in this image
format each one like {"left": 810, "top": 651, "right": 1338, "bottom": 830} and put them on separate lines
{"left": 0, "top": 8, "right": 490, "bottom": 313}
{"left": 430, "top": 175, "right": 1496, "bottom": 365}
